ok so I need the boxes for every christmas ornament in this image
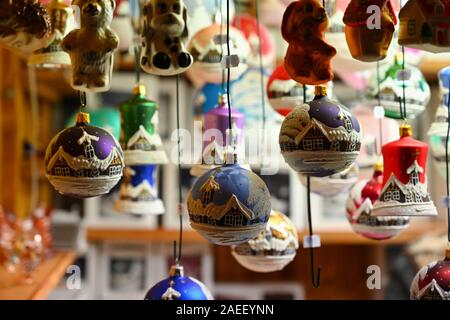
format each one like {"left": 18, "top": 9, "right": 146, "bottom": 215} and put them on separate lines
{"left": 193, "top": 81, "right": 237, "bottom": 115}
{"left": 187, "top": 164, "right": 271, "bottom": 245}
{"left": 428, "top": 67, "right": 450, "bottom": 179}
{"left": 28, "top": 0, "right": 74, "bottom": 68}
{"left": 186, "top": 23, "right": 250, "bottom": 85}
{"left": 343, "top": 0, "right": 397, "bottom": 62}
{"left": 111, "top": 0, "right": 134, "bottom": 52}
{"left": 236, "top": 0, "right": 287, "bottom": 27}
{"left": 45, "top": 112, "right": 124, "bottom": 198}
{"left": 282, "top": 0, "right": 336, "bottom": 85}
{"left": 140, "top": 0, "right": 193, "bottom": 76}
{"left": 145, "top": 264, "right": 213, "bottom": 300}
{"left": 62, "top": 0, "right": 119, "bottom": 92}
{"left": 67, "top": 107, "right": 121, "bottom": 141}
{"left": 366, "top": 55, "right": 430, "bottom": 119}
{"left": 190, "top": 94, "right": 245, "bottom": 177}
{"left": 232, "top": 14, "right": 275, "bottom": 68}
{"left": 32, "top": 206, "right": 53, "bottom": 257}
{"left": 0, "top": 0, "right": 51, "bottom": 55}
{"left": 119, "top": 85, "right": 167, "bottom": 165}
{"left": 279, "top": 86, "right": 361, "bottom": 177}
{"left": 115, "top": 165, "right": 164, "bottom": 215}
{"left": 299, "top": 163, "right": 359, "bottom": 197}
{"left": 231, "top": 210, "right": 299, "bottom": 273}
{"left": 346, "top": 163, "right": 410, "bottom": 240}
{"left": 399, "top": 0, "right": 450, "bottom": 53}
{"left": 410, "top": 247, "right": 450, "bottom": 300}
{"left": 372, "top": 124, "right": 438, "bottom": 217}
{"left": 267, "top": 64, "right": 316, "bottom": 117}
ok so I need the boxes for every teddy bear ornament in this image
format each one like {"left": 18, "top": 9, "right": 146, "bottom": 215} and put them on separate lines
{"left": 282, "top": 0, "right": 336, "bottom": 85}
{"left": 62, "top": 0, "right": 120, "bottom": 92}
{"left": 140, "top": 0, "right": 193, "bottom": 76}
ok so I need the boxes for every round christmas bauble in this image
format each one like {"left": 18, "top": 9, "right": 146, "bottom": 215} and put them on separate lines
{"left": 299, "top": 163, "right": 359, "bottom": 197}
{"left": 66, "top": 107, "right": 121, "bottom": 140}
{"left": 366, "top": 56, "right": 430, "bottom": 119}
{"left": 279, "top": 86, "right": 361, "bottom": 177}
{"left": 232, "top": 14, "right": 275, "bottom": 68}
{"left": 410, "top": 249, "right": 450, "bottom": 300}
{"left": 115, "top": 165, "right": 164, "bottom": 215}
{"left": 372, "top": 124, "right": 437, "bottom": 217}
{"left": 45, "top": 112, "right": 124, "bottom": 198}
{"left": 186, "top": 23, "right": 250, "bottom": 86}
{"left": 145, "top": 265, "right": 213, "bottom": 300}
{"left": 231, "top": 210, "right": 298, "bottom": 273}
{"left": 346, "top": 163, "right": 410, "bottom": 240}
{"left": 187, "top": 164, "right": 271, "bottom": 245}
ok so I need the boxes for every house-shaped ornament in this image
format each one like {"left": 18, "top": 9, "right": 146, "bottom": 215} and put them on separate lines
{"left": 399, "top": 0, "right": 450, "bottom": 53}
{"left": 344, "top": 0, "right": 397, "bottom": 62}
{"left": 372, "top": 124, "right": 437, "bottom": 217}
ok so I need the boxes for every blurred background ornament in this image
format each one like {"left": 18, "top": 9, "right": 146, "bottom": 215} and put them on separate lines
{"left": 299, "top": 163, "right": 359, "bottom": 197}
{"left": 62, "top": 0, "right": 119, "bottom": 92}
{"left": 111, "top": 0, "right": 134, "bottom": 53}
{"left": 372, "top": 124, "right": 438, "bottom": 217}
{"left": 187, "top": 164, "right": 271, "bottom": 245}
{"left": 144, "top": 264, "right": 213, "bottom": 300}
{"left": 190, "top": 94, "right": 245, "bottom": 177}
{"left": 140, "top": 0, "right": 193, "bottom": 76}
{"left": 119, "top": 85, "right": 167, "bottom": 166}
{"left": 115, "top": 165, "right": 164, "bottom": 215}
{"left": 45, "top": 112, "right": 124, "bottom": 198}
{"left": 366, "top": 54, "right": 430, "bottom": 119}
{"left": 28, "top": 0, "right": 74, "bottom": 68}
{"left": 343, "top": 0, "right": 397, "bottom": 62}
{"left": 282, "top": 0, "right": 336, "bottom": 85}
{"left": 231, "top": 210, "right": 299, "bottom": 273}
{"left": 232, "top": 14, "right": 275, "bottom": 68}
{"left": 346, "top": 163, "right": 410, "bottom": 240}
{"left": 0, "top": 0, "right": 51, "bottom": 55}
{"left": 398, "top": 0, "right": 450, "bottom": 53}
{"left": 235, "top": 0, "right": 287, "bottom": 27}
{"left": 31, "top": 205, "right": 53, "bottom": 258}
{"left": 186, "top": 23, "right": 250, "bottom": 87}
{"left": 0, "top": 207, "right": 15, "bottom": 272}
{"left": 410, "top": 247, "right": 450, "bottom": 300}
{"left": 279, "top": 86, "right": 361, "bottom": 177}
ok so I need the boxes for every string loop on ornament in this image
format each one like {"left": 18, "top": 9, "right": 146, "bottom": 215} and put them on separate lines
{"left": 306, "top": 176, "right": 321, "bottom": 288}
{"left": 79, "top": 91, "right": 87, "bottom": 108}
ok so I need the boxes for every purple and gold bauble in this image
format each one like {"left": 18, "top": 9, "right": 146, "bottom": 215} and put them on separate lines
{"left": 119, "top": 85, "right": 167, "bottom": 166}
{"left": 191, "top": 94, "right": 245, "bottom": 177}
{"left": 187, "top": 164, "right": 271, "bottom": 246}
{"left": 231, "top": 210, "right": 298, "bottom": 273}
{"left": 279, "top": 86, "right": 361, "bottom": 177}
{"left": 299, "top": 163, "right": 359, "bottom": 197}
{"left": 45, "top": 112, "right": 124, "bottom": 198}
{"left": 115, "top": 165, "right": 164, "bottom": 215}
{"left": 28, "top": 0, "right": 74, "bottom": 68}
{"left": 410, "top": 247, "right": 450, "bottom": 300}
{"left": 144, "top": 264, "right": 213, "bottom": 300}
{"left": 0, "top": 0, "right": 51, "bottom": 55}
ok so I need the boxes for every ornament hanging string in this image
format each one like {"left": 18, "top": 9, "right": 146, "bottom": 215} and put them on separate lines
{"left": 217, "top": 0, "right": 226, "bottom": 94}
{"left": 173, "top": 74, "right": 183, "bottom": 265}
{"left": 401, "top": 46, "right": 407, "bottom": 120}
{"left": 446, "top": 78, "right": 450, "bottom": 243}
{"left": 79, "top": 91, "right": 87, "bottom": 109}
{"left": 376, "top": 61, "right": 383, "bottom": 155}
{"left": 303, "top": 84, "right": 321, "bottom": 288}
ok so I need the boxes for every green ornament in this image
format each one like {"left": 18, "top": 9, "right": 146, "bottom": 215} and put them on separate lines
{"left": 119, "top": 85, "right": 168, "bottom": 165}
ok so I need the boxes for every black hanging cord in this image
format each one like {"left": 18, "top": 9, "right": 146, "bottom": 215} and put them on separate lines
{"left": 446, "top": 81, "right": 450, "bottom": 243}
{"left": 376, "top": 61, "right": 383, "bottom": 154}
{"left": 174, "top": 74, "right": 183, "bottom": 265}
{"left": 79, "top": 91, "right": 87, "bottom": 109}
{"left": 303, "top": 84, "right": 320, "bottom": 288}
{"left": 401, "top": 46, "right": 407, "bottom": 120}
{"left": 218, "top": 0, "right": 225, "bottom": 93}
{"left": 134, "top": 45, "right": 142, "bottom": 84}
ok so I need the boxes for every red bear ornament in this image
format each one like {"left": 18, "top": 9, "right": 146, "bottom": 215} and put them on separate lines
{"left": 281, "top": 0, "right": 336, "bottom": 85}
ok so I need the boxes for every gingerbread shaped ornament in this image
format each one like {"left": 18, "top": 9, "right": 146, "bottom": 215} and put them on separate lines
{"left": 62, "top": 0, "right": 119, "bottom": 92}
{"left": 282, "top": 0, "right": 336, "bottom": 85}
{"left": 140, "top": 0, "right": 193, "bottom": 76}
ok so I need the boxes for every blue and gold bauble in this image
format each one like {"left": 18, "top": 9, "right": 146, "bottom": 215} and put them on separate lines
{"left": 144, "top": 265, "right": 213, "bottom": 300}
{"left": 187, "top": 164, "right": 271, "bottom": 245}
{"left": 115, "top": 165, "right": 164, "bottom": 215}
{"left": 279, "top": 86, "right": 361, "bottom": 177}
{"left": 45, "top": 112, "right": 124, "bottom": 198}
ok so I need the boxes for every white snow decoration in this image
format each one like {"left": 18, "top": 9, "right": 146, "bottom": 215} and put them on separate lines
{"left": 127, "top": 125, "right": 162, "bottom": 149}
{"left": 78, "top": 129, "right": 99, "bottom": 145}
{"left": 120, "top": 180, "right": 158, "bottom": 198}
{"left": 202, "top": 140, "right": 224, "bottom": 165}
{"left": 407, "top": 160, "right": 424, "bottom": 175}
{"left": 269, "top": 78, "right": 298, "bottom": 94}
{"left": 162, "top": 286, "right": 181, "bottom": 300}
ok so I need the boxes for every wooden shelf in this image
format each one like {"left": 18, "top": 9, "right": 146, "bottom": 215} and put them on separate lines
{"left": 86, "top": 221, "right": 444, "bottom": 246}
{"left": 0, "top": 251, "right": 76, "bottom": 300}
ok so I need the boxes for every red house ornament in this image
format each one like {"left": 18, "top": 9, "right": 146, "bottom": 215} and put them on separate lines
{"left": 372, "top": 124, "right": 438, "bottom": 217}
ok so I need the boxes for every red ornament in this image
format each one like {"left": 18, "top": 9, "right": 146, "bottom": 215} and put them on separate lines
{"left": 410, "top": 248, "right": 450, "bottom": 300}
{"left": 372, "top": 124, "right": 437, "bottom": 217}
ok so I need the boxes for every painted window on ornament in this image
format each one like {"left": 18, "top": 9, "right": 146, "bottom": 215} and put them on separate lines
{"left": 349, "top": 142, "right": 356, "bottom": 152}
{"left": 76, "top": 169, "right": 84, "bottom": 177}
{"left": 410, "top": 172, "right": 419, "bottom": 185}
{"left": 408, "top": 20, "right": 416, "bottom": 36}
{"left": 392, "top": 190, "right": 400, "bottom": 201}
{"left": 234, "top": 215, "right": 243, "bottom": 226}
{"left": 416, "top": 195, "right": 423, "bottom": 203}
{"left": 224, "top": 214, "right": 233, "bottom": 226}
{"left": 405, "top": 194, "right": 412, "bottom": 203}
{"left": 331, "top": 141, "right": 340, "bottom": 151}
{"left": 201, "top": 190, "right": 214, "bottom": 206}
{"left": 109, "top": 166, "right": 121, "bottom": 176}
{"left": 62, "top": 167, "right": 70, "bottom": 176}
{"left": 344, "top": 118, "right": 352, "bottom": 131}
{"left": 384, "top": 191, "right": 392, "bottom": 201}
{"left": 303, "top": 140, "right": 313, "bottom": 151}
{"left": 91, "top": 169, "right": 100, "bottom": 177}
{"left": 85, "top": 145, "right": 95, "bottom": 159}
{"left": 54, "top": 167, "right": 61, "bottom": 176}
{"left": 313, "top": 139, "right": 323, "bottom": 150}
{"left": 208, "top": 216, "right": 216, "bottom": 225}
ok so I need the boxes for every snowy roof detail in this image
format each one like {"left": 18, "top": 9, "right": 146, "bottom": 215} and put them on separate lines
{"left": 127, "top": 125, "right": 162, "bottom": 148}
{"left": 407, "top": 160, "right": 424, "bottom": 174}
{"left": 120, "top": 180, "right": 157, "bottom": 198}
{"left": 78, "top": 129, "right": 99, "bottom": 145}
{"left": 188, "top": 194, "right": 255, "bottom": 221}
